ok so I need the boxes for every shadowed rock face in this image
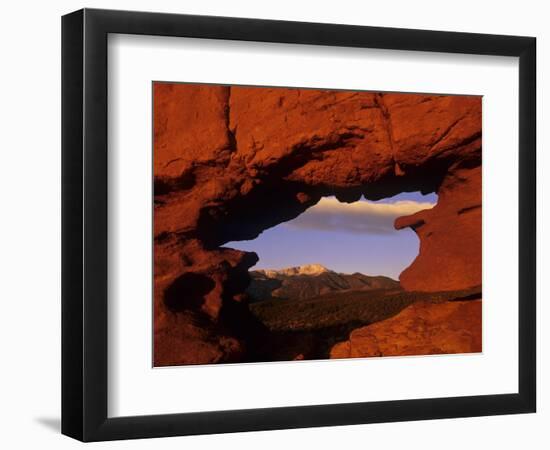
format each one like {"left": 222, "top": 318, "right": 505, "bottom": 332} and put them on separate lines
{"left": 153, "top": 83, "right": 482, "bottom": 366}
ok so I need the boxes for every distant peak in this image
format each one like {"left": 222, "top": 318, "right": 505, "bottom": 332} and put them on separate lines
{"left": 296, "top": 264, "right": 330, "bottom": 275}
{"left": 258, "top": 264, "right": 330, "bottom": 277}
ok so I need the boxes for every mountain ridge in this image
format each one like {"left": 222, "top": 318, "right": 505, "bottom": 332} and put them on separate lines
{"left": 255, "top": 263, "right": 330, "bottom": 277}
{"left": 246, "top": 264, "right": 401, "bottom": 303}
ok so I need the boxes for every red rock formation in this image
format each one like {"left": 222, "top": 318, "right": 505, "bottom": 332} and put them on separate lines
{"left": 153, "top": 83, "right": 482, "bottom": 366}
{"left": 329, "top": 300, "right": 482, "bottom": 359}
{"left": 395, "top": 165, "right": 481, "bottom": 291}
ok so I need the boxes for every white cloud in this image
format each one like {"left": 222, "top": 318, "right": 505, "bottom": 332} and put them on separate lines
{"left": 284, "top": 196, "right": 435, "bottom": 234}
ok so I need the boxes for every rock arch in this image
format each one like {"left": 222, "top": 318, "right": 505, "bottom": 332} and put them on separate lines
{"left": 153, "top": 83, "right": 481, "bottom": 366}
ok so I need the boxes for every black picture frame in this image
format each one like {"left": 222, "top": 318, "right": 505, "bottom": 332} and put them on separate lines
{"left": 61, "top": 8, "right": 536, "bottom": 442}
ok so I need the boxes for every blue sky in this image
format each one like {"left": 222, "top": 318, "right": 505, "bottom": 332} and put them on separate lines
{"left": 226, "top": 192, "right": 437, "bottom": 280}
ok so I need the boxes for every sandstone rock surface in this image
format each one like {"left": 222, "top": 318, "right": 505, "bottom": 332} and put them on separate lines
{"left": 153, "top": 83, "right": 482, "bottom": 366}
{"left": 395, "top": 165, "right": 481, "bottom": 291}
{"left": 330, "top": 300, "right": 482, "bottom": 359}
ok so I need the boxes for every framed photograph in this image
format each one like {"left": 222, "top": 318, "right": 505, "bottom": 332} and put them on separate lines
{"left": 62, "top": 8, "right": 536, "bottom": 441}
